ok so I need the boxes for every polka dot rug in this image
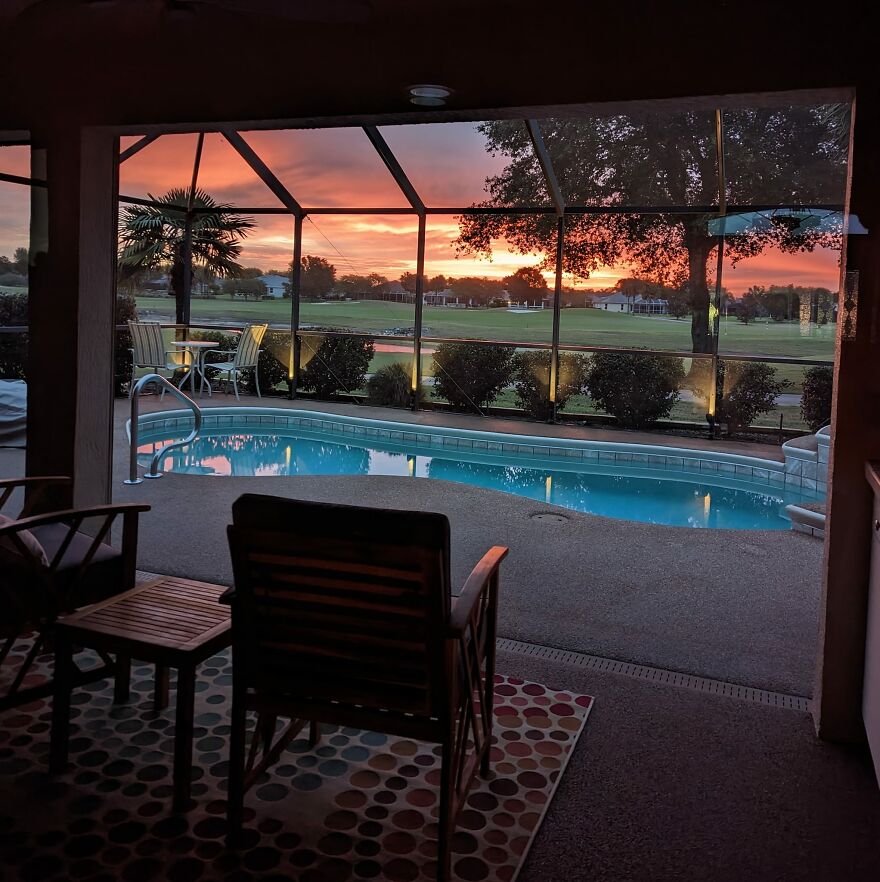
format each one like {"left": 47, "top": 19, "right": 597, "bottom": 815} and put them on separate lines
{"left": 0, "top": 647, "right": 593, "bottom": 881}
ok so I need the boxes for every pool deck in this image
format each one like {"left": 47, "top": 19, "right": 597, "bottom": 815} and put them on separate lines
{"left": 105, "top": 392, "right": 819, "bottom": 696}
{"left": 0, "top": 395, "right": 817, "bottom": 695}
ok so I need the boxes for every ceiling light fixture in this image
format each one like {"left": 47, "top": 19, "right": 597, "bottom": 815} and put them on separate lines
{"left": 407, "top": 84, "right": 453, "bottom": 107}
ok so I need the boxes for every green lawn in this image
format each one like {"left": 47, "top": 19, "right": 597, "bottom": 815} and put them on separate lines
{"left": 134, "top": 296, "right": 835, "bottom": 361}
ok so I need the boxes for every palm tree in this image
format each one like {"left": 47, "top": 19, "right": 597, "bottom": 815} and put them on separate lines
{"left": 118, "top": 187, "right": 256, "bottom": 324}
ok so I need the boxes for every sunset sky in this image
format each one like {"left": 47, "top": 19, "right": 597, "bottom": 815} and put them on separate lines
{"left": 0, "top": 125, "right": 843, "bottom": 294}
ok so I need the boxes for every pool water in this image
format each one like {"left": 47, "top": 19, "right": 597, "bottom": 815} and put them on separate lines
{"left": 137, "top": 425, "right": 823, "bottom": 530}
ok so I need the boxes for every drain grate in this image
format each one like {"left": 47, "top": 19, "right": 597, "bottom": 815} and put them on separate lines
{"left": 496, "top": 638, "right": 811, "bottom": 712}
{"left": 529, "top": 512, "right": 569, "bottom": 523}
{"left": 138, "top": 572, "right": 808, "bottom": 712}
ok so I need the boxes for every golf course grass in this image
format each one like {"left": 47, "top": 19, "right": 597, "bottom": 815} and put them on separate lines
{"left": 135, "top": 296, "right": 836, "bottom": 361}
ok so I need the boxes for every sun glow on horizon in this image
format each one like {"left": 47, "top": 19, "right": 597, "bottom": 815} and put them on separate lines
{"left": 0, "top": 129, "right": 844, "bottom": 296}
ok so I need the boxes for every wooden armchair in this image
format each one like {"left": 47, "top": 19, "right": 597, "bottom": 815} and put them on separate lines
{"left": 225, "top": 493, "right": 508, "bottom": 881}
{"left": 0, "top": 476, "right": 150, "bottom": 710}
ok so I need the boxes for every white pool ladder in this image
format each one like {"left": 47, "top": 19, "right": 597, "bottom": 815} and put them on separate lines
{"left": 125, "top": 373, "right": 203, "bottom": 485}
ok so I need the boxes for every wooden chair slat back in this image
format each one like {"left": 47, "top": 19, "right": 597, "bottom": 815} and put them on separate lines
{"left": 128, "top": 321, "right": 165, "bottom": 368}
{"left": 234, "top": 323, "right": 268, "bottom": 369}
{"left": 228, "top": 494, "right": 451, "bottom": 717}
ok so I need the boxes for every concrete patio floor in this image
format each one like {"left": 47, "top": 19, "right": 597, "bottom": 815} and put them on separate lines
{"left": 2, "top": 396, "right": 877, "bottom": 882}
{"left": 503, "top": 648, "right": 880, "bottom": 882}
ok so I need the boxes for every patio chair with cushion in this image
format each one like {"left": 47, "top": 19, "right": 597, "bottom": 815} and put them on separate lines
{"left": 204, "top": 323, "right": 268, "bottom": 400}
{"left": 128, "top": 320, "right": 192, "bottom": 397}
{"left": 0, "top": 476, "right": 150, "bottom": 711}
{"left": 224, "top": 493, "right": 508, "bottom": 881}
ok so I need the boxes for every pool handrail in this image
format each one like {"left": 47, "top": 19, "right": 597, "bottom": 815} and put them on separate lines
{"left": 125, "top": 374, "right": 202, "bottom": 484}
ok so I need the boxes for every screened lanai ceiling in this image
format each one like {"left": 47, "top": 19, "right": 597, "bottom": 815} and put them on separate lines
{"left": 0, "top": 103, "right": 858, "bottom": 292}
{"left": 117, "top": 109, "right": 850, "bottom": 216}
{"left": 118, "top": 121, "right": 559, "bottom": 214}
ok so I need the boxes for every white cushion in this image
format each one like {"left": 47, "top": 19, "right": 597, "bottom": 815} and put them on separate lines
{"left": 0, "top": 512, "right": 50, "bottom": 567}
{"left": 0, "top": 380, "right": 26, "bottom": 447}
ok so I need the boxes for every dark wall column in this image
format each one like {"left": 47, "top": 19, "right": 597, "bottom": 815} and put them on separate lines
{"left": 26, "top": 126, "right": 119, "bottom": 509}
{"left": 814, "top": 90, "right": 880, "bottom": 741}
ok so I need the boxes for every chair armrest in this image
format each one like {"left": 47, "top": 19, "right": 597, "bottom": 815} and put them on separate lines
{"left": 0, "top": 476, "right": 71, "bottom": 493}
{"left": 448, "top": 545, "right": 508, "bottom": 636}
{"left": 0, "top": 503, "right": 150, "bottom": 590}
{"left": 204, "top": 349, "right": 236, "bottom": 360}
{"left": 0, "top": 502, "right": 151, "bottom": 536}
{"left": 165, "top": 349, "right": 193, "bottom": 365}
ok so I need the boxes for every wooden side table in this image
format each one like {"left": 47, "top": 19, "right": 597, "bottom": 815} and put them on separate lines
{"left": 50, "top": 576, "right": 231, "bottom": 810}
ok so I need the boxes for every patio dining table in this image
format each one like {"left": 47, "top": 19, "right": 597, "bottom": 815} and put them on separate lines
{"left": 171, "top": 340, "right": 218, "bottom": 398}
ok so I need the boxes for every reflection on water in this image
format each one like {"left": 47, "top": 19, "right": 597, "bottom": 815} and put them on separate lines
{"left": 138, "top": 431, "right": 821, "bottom": 530}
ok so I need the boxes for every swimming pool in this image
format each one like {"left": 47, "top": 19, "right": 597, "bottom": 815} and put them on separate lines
{"left": 134, "top": 408, "right": 823, "bottom": 530}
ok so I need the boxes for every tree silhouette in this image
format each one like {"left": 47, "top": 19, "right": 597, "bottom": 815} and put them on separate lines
{"left": 503, "top": 266, "right": 548, "bottom": 302}
{"left": 455, "top": 106, "right": 848, "bottom": 353}
{"left": 119, "top": 188, "right": 254, "bottom": 324}
{"left": 295, "top": 255, "right": 336, "bottom": 301}
{"left": 736, "top": 288, "right": 763, "bottom": 325}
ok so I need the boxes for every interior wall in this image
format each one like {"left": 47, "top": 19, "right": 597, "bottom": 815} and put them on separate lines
{"left": 814, "top": 89, "right": 880, "bottom": 742}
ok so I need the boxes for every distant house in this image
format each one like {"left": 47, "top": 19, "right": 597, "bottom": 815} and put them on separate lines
{"left": 424, "top": 288, "right": 462, "bottom": 306}
{"left": 258, "top": 274, "right": 289, "bottom": 298}
{"left": 593, "top": 292, "right": 668, "bottom": 315}
{"left": 142, "top": 274, "right": 171, "bottom": 294}
{"left": 593, "top": 292, "right": 634, "bottom": 312}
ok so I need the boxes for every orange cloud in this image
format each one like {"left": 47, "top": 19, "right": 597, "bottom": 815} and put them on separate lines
{"left": 722, "top": 245, "right": 841, "bottom": 294}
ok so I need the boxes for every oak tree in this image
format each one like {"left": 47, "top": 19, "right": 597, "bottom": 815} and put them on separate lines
{"left": 455, "top": 106, "right": 847, "bottom": 352}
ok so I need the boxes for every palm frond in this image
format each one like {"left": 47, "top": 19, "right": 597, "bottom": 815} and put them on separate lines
{"left": 118, "top": 186, "right": 255, "bottom": 275}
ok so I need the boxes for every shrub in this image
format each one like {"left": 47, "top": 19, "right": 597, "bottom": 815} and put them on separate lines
{"left": 299, "top": 333, "right": 374, "bottom": 399}
{"left": 366, "top": 362, "right": 419, "bottom": 408}
{"left": 800, "top": 364, "right": 833, "bottom": 431}
{"left": 513, "top": 350, "right": 589, "bottom": 421}
{"left": 0, "top": 292, "right": 28, "bottom": 379}
{"left": 586, "top": 351, "right": 685, "bottom": 429}
{"left": 714, "top": 360, "right": 786, "bottom": 435}
{"left": 432, "top": 342, "right": 516, "bottom": 412}
{"left": 0, "top": 272, "right": 27, "bottom": 288}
